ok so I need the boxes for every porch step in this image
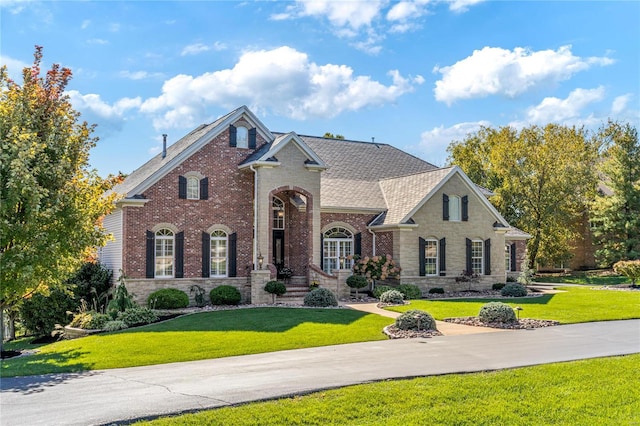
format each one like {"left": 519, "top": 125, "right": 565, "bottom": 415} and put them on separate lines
{"left": 287, "top": 276, "right": 308, "bottom": 286}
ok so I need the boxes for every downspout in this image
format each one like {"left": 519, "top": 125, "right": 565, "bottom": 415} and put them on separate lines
{"left": 368, "top": 227, "right": 376, "bottom": 256}
{"left": 250, "top": 165, "right": 258, "bottom": 269}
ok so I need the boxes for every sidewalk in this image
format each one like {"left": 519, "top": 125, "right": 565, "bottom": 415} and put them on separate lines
{"left": 344, "top": 302, "right": 504, "bottom": 335}
{"left": 2, "top": 320, "right": 638, "bottom": 426}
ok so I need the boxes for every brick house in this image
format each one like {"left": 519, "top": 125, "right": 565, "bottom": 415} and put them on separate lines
{"left": 100, "top": 106, "right": 530, "bottom": 304}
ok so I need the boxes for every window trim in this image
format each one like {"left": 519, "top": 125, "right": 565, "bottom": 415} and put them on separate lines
{"left": 155, "top": 228, "right": 174, "bottom": 278}
{"left": 423, "top": 238, "right": 439, "bottom": 276}
{"left": 505, "top": 244, "right": 511, "bottom": 272}
{"left": 210, "top": 229, "right": 228, "bottom": 278}
{"left": 272, "top": 196, "right": 285, "bottom": 230}
{"left": 186, "top": 176, "right": 199, "bottom": 200}
{"left": 471, "top": 239, "right": 484, "bottom": 275}
{"left": 449, "top": 195, "right": 461, "bottom": 222}
{"left": 322, "top": 226, "right": 354, "bottom": 274}
{"left": 236, "top": 125, "right": 249, "bottom": 149}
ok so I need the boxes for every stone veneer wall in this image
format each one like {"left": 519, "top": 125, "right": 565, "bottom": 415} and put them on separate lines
{"left": 122, "top": 123, "right": 266, "bottom": 280}
{"left": 126, "top": 277, "right": 251, "bottom": 306}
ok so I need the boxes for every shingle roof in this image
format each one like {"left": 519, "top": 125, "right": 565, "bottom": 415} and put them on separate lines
{"left": 505, "top": 227, "right": 533, "bottom": 239}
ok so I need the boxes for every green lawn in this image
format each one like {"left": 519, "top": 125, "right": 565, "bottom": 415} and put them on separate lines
{"left": 137, "top": 354, "right": 640, "bottom": 425}
{"left": 534, "top": 274, "right": 630, "bottom": 285}
{"left": 388, "top": 287, "right": 640, "bottom": 323}
{"left": 1, "top": 308, "right": 392, "bottom": 378}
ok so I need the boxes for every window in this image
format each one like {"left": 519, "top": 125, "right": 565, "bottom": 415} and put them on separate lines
{"left": 187, "top": 177, "right": 199, "bottom": 200}
{"left": 323, "top": 227, "right": 354, "bottom": 274}
{"left": 449, "top": 195, "right": 461, "bottom": 221}
{"left": 236, "top": 126, "right": 248, "bottom": 148}
{"left": 155, "top": 229, "right": 174, "bottom": 277}
{"left": 424, "top": 239, "right": 438, "bottom": 276}
{"left": 210, "top": 230, "right": 228, "bottom": 277}
{"left": 272, "top": 197, "right": 285, "bottom": 229}
{"left": 471, "top": 240, "right": 484, "bottom": 274}
{"left": 505, "top": 244, "right": 511, "bottom": 272}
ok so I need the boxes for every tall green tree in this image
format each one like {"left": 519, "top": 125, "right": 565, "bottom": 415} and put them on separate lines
{"left": 447, "top": 124, "right": 598, "bottom": 268}
{"left": 0, "top": 47, "right": 118, "bottom": 344}
{"left": 590, "top": 121, "right": 640, "bottom": 265}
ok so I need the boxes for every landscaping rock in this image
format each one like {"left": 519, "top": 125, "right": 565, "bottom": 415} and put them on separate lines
{"left": 383, "top": 325, "right": 442, "bottom": 339}
{"left": 443, "top": 316, "right": 560, "bottom": 329}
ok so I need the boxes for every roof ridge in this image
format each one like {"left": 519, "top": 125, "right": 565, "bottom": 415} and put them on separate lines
{"left": 378, "top": 166, "right": 455, "bottom": 182}
{"left": 273, "top": 131, "right": 392, "bottom": 147}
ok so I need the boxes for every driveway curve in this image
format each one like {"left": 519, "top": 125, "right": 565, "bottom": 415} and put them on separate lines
{"left": 1, "top": 319, "right": 639, "bottom": 426}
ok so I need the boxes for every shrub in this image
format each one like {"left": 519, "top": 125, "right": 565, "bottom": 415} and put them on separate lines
{"left": 379, "top": 290, "right": 404, "bottom": 304}
{"left": 395, "top": 310, "right": 437, "bottom": 331}
{"left": 479, "top": 302, "right": 516, "bottom": 324}
{"left": 264, "top": 281, "right": 287, "bottom": 303}
{"left": 373, "top": 285, "right": 394, "bottom": 299}
{"left": 190, "top": 284, "right": 206, "bottom": 307}
{"left": 613, "top": 260, "right": 640, "bottom": 286}
{"left": 147, "top": 288, "right": 189, "bottom": 309}
{"left": 492, "top": 283, "right": 506, "bottom": 290}
{"left": 69, "top": 261, "right": 113, "bottom": 312}
{"left": 506, "top": 276, "right": 517, "bottom": 282}
{"left": 69, "top": 311, "right": 110, "bottom": 330}
{"left": 352, "top": 254, "right": 400, "bottom": 281}
{"left": 501, "top": 283, "right": 528, "bottom": 297}
{"left": 117, "top": 306, "right": 158, "bottom": 327}
{"left": 303, "top": 288, "right": 338, "bottom": 307}
{"left": 19, "top": 288, "right": 77, "bottom": 336}
{"left": 103, "top": 320, "right": 129, "bottom": 332}
{"left": 397, "top": 284, "right": 422, "bottom": 300}
{"left": 346, "top": 275, "right": 369, "bottom": 297}
{"left": 107, "top": 273, "right": 135, "bottom": 319}
{"left": 428, "top": 287, "right": 445, "bottom": 294}
{"left": 210, "top": 285, "right": 242, "bottom": 305}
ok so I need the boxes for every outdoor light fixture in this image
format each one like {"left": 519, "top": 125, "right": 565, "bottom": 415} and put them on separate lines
{"left": 258, "top": 253, "right": 264, "bottom": 270}
{"left": 339, "top": 255, "right": 345, "bottom": 269}
{"left": 514, "top": 306, "right": 523, "bottom": 320}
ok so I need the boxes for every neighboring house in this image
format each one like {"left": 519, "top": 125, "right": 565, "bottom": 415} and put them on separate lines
{"left": 101, "top": 106, "right": 530, "bottom": 304}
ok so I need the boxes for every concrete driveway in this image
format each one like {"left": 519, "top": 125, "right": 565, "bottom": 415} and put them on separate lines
{"left": 1, "top": 319, "right": 638, "bottom": 426}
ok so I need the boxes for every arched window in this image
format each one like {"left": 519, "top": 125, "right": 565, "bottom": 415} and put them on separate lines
{"left": 236, "top": 126, "right": 248, "bottom": 148}
{"left": 272, "top": 197, "right": 285, "bottom": 230}
{"left": 186, "top": 176, "right": 199, "bottom": 200}
{"left": 424, "top": 238, "right": 438, "bottom": 276}
{"left": 323, "top": 227, "right": 354, "bottom": 274}
{"left": 449, "top": 195, "right": 461, "bottom": 221}
{"left": 210, "top": 230, "right": 228, "bottom": 277}
{"left": 155, "top": 229, "right": 174, "bottom": 278}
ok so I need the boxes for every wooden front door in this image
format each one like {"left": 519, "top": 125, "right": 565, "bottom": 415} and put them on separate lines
{"left": 273, "top": 230, "right": 285, "bottom": 273}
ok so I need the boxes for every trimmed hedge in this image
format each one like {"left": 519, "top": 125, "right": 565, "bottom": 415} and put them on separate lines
{"left": 395, "top": 310, "right": 437, "bottom": 331}
{"left": 210, "top": 285, "right": 242, "bottom": 305}
{"left": 492, "top": 283, "right": 506, "bottom": 290}
{"left": 379, "top": 290, "right": 404, "bottom": 304}
{"left": 117, "top": 307, "right": 158, "bottom": 327}
{"left": 373, "top": 285, "right": 394, "bottom": 299}
{"left": 397, "top": 284, "right": 422, "bottom": 300}
{"left": 428, "top": 287, "right": 445, "bottom": 294}
{"left": 501, "top": 283, "right": 528, "bottom": 297}
{"left": 303, "top": 288, "right": 338, "bottom": 307}
{"left": 479, "top": 302, "right": 516, "bottom": 323}
{"left": 147, "top": 288, "right": 189, "bottom": 309}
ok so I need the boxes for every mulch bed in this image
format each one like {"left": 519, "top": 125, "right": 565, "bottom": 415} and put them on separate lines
{"left": 443, "top": 316, "right": 560, "bottom": 329}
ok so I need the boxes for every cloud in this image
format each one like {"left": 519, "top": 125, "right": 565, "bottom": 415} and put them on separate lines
{"left": 0, "top": 0, "right": 29, "bottom": 14}
{"left": 119, "top": 70, "right": 164, "bottom": 80}
{"left": 87, "top": 38, "right": 109, "bottom": 45}
{"left": 286, "top": 0, "right": 384, "bottom": 31}
{"left": 68, "top": 91, "right": 142, "bottom": 136}
{"left": 181, "top": 41, "right": 227, "bottom": 56}
{"left": 433, "top": 45, "right": 614, "bottom": 105}
{"left": 81, "top": 19, "right": 91, "bottom": 29}
{"left": 611, "top": 94, "right": 632, "bottom": 115}
{"left": 140, "top": 46, "right": 423, "bottom": 129}
{"left": 447, "top": 0, "right": 486, "bottom": 13}
{"left": 418, "top": 120, "right": 491, "bottom": 166}
{"left": 524, "top": 86, "right": 605, "bottom": 124}
{"left": 0, "top": 54, "right": 29, "bottom": 79}
{"left": 109, "top": 23, "right": 121, "bottom": 32}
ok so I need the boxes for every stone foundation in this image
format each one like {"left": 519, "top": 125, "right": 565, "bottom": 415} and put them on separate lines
{"left": 125, "top": 277, "right": 251, "bottom": 306}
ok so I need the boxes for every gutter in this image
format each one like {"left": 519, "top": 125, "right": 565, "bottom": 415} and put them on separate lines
{"left": 250, "top": 165, "right": 258, "bottom": 269}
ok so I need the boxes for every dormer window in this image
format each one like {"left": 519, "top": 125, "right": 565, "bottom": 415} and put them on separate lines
{"left": 236, "top": 126, "right": 248, "bottom": 148}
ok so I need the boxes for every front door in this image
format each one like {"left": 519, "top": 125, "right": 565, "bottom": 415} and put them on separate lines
{"left": 273, "top": 230, "right": 285, "bottom": 274}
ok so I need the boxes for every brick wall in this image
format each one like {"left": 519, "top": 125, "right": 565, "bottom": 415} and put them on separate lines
{"left": 320, "top": 212, "right": 379, "bottom": 256}
{"left": 375, "top": 231, "right": 394, "bottom": 258}
{"left": 123, "top": 125, "right": 266, "bottom": 279}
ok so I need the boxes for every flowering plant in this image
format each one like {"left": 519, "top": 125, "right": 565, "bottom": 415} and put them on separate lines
{"left": 278, "top": 266, "right": 293, "bottom": 279}
{"left": 351, "top": 254, "right": 400, "bottom": 281}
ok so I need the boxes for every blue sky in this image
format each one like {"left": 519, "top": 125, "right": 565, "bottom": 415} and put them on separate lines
{"left": 2, "top": 0, "right": 639, "bottom": 177}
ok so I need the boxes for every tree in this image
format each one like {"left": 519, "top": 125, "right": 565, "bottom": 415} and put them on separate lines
{"left": 590, "top": 122, "right": 640, "bottom": 265}
{"left": 323, "top": 132, "right": 345, "bottom": 140}
{"left": 0, "top": 47, "right": 118, "bottom": 347}
{"left": 447, "top": 124, "right": 598, "bottom": 268}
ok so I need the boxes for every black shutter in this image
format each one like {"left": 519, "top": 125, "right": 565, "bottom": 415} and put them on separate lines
{"left": 228, "top": 232, "right": 237, "bottom": 277}
{"left": 248, "top": 128, "right": 257, "bottom": 149}
{"left": 201, "top": 232, "right": 210, "bottom": 278}
{"left": 510, "top": 243, "right": 517, "bottom": 272}
{"left": 443, "top": 194, "right": 449, "bottom": 221}
{"left": 462, "top": 195, "right": 469, "bottom": 221}
{"left": 175, "top": 232, "right": 184, "bottom": 278}
{"left": 419, "top": 237, "right": 426, "bottom": 276}
{"left": 439, "top": 238, "right": 446, "bottom": 276}
{"left": 146, "top": 230, "right": 155, "bottom": 278}
{"left": 320, "top": 233, "right": 324, "bottom": 270}
{"left": 178, "top": 176, "right": 187, "bottom": 199}
{"left": 229, "top": 125, "right": 237, "bottom": 147}
{"left": 484, "top": 238, "right": 491, "bottom": 275}
{"left": 200, "top": 177, "right": 209, "bottom": 200}
{"left": 466, "top": 238, "right": 472, "bottom": 273}
{"left": 354, "top": 232, "right": 362, "bottom": 257}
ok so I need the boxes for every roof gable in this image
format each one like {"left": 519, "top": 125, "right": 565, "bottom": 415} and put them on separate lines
{"left": 240, "top": 132, "right": 327, "bottom": 170}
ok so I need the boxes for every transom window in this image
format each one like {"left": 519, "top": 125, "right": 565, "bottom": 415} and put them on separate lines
{"left": 449, "top": 195, "right": 461, "bottom": 221}
{"left": 424, "top": 239, "right": 438, "bottom": 276}
{"left": 323, "top": 227, "right": 354, "bottom": 274}
{"left": 210, "top": 230, "right": 228, "bottom": 277}
{"left": 272, "top": 197, "right": 285, "bottom": 230}
{"left": 471, "top": 240, "right": 484, "bottom": 275}
{"left": 155, "top": 229, "right": 174, "bottom": 278}
{"left": 236, "top": 126, "right": 248, "bottom": 148}
{"left": 186, "top": 177, "right": 199, "bottom": 200}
